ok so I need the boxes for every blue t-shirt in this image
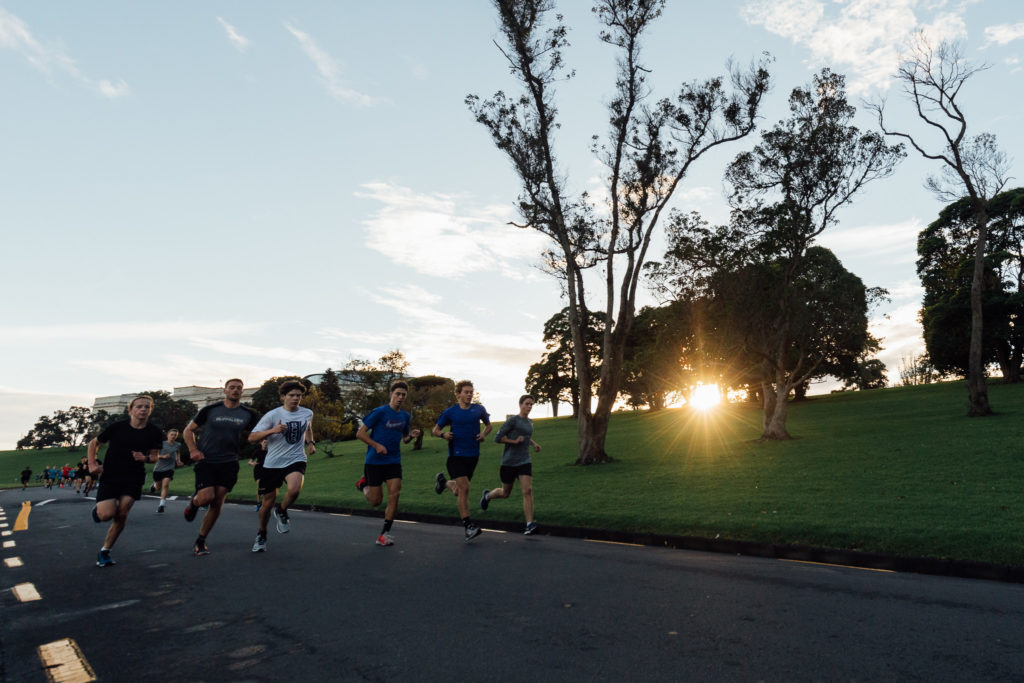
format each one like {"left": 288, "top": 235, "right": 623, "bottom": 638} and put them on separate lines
{"left": 436, "top": 403, "right": 490, "bottom": 458}
{"left": 362, "top": 405, "right": 411, "bottom": 465}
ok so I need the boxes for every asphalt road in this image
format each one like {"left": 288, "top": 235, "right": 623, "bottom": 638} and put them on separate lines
{"left": 2, "top": 485, "right": 1023, "bottom": 682}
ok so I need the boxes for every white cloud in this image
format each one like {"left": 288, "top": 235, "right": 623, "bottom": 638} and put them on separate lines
{"left": 67, "top": 356, "right": 291, "bottom": 393}
{"left": 870, "top": 300, "right": 925, "bottom": 379}
{"left": 0, "top": 7, "right": 129, "bottom": 98}
{"left": 0, "top": 321, "right": 256, "bottom": 344}
{"left": 983, "top": 22, "right": 1024, "bottom": 48}
{"left": 356, "top": 182, "right": 550, "bottom": 280}
{"left": 816, "top": 218, "right": 922, "bottom": 262}
{"left": 187, "top": 337, "right": 339, "bottom": 365}
{"left": 284, "top": 22, "right": 375, "bottom": 106}
{"left": 0, "top": 387, "right": 96, "bottom": 449}
{"left": 217, "top": 17, "right": 250, "bottom": 53}
{"left": 741, "top": 0, "right": 969, "bottom": 93}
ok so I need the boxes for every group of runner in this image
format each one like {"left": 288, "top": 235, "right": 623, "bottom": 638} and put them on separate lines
{"left": 85, "top": 377, "right": 540, "bottom": 566}
{"left": 34, "top": 460, "right": 96, "bottom": 494}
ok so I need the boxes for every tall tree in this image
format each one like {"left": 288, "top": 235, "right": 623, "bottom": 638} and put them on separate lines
{"left": 525, "top": 307, "right": 605, "bottom": 417}
{"left": 468, "top": 0, "right": 771, "bottom": 463}
{"left": 918, "top": 188, "right": 1024, "bottom": 382}
{"left": 319, "top": 368, "right": 344, "bottom": 403}
{"left": 722, "top": 70, "right": 902, "bottom": 439}
{"left": 868, "top": 35, "right": 1012, "bottom": 416}
{"left": 343, "top": 349, "right": 410, "bottom": 418}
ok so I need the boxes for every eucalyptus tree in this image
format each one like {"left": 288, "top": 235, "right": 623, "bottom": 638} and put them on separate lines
{"left": 467, "top": 0, "right": 771, "bottom": 463}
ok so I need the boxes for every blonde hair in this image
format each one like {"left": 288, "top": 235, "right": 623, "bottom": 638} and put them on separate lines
{"left": 129, "top": 395, "right": 154, "bottom": 409}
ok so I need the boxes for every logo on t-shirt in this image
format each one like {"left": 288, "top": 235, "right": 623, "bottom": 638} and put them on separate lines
{"left": 285, "top": 421, "right": 304, "bottom": 444}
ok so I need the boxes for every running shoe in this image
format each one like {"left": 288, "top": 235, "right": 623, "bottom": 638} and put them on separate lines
{"left": 252, "top": 533, "right": 267, "bottom": 553}
{"left": 434, "top": 472, "right": 447, "bottom": 495}
{"left": 355, "top": 476, "right": 367, "bottom": 492}
{"left": 183, "top": 501, "right": 198, "bottom": 522}
{"left": 523, "top": 521, "right": 538, "bottom": 535}
{"left": 480, "top": 489, "right": 490, "bottom": 511}
{"left": 149, "top": 484, "right": 157, "bottom": 493}
{"left": 464, "top": 523, "right": 482, "bottom": 542}
{"left": 376, "top": 533, "right": 395, "bottom": 546}
{"left": 96, "top": 549, "right": 115, "bottom": 567}
{"left": 273, "top": 506, "right": 290, "bottom": 534}
{"left": 193, "top": 539, "right": 210, "bottom": 556}
{"left": 157, "top": 504, "right": 165, "bottom": 514}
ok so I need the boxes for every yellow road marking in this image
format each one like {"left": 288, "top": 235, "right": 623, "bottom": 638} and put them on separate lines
{"left": 13, "top": 582, "right": 41, "bottom": 602}
{"left": 585, "top": 539, "right": 644, "bottom": 547}
{"left": 780, "top": 559, "right": 895, "bottom": 573}
{"left": 38, "top": 638, "right": 97, "bottom": 683}
{"left": 14, "top": 501, "right": 30, "bottom": 531}
{"left": 4, "top": 557, "right": 23, "bottom": 567}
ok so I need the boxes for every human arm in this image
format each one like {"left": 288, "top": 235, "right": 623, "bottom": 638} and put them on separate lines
{"left": 530, "top": 440, "right": 541, "bottom": 453}
{"left": 183, "top": 421, "right": 203, "bottom": 462}
{"left": 248, "top": 421, "right": 286, "bottom": 443}
{"left": 356, "top": 423, "right": 388, "bottom": 455}
{"left": 87, "top": 437, "right": 103, "bottom": 475}
{"left": 305, "top": 423, "right": 316, "bottom": 455}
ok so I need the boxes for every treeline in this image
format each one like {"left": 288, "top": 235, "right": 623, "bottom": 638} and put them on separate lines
{"left": 16, "top": 350, "right": 453, "bottom": 452}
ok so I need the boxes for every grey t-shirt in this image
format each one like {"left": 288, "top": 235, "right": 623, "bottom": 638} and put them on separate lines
{"left": 191, "top": 402, "right": 259, "bottom": 464}
{"left": 154, "top": 440, "right": 181, "bottom": 473}
{"left": 494, "top": 415, "right": 533, "bottom": 467}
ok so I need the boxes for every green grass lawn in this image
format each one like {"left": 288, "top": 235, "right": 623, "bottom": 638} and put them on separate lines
{"left": 5, "top": 379, "right": 1023, "bottom": 566}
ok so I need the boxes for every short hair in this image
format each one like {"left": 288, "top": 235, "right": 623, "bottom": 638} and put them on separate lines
{"left": 390, "top": 380, "right": 409, "bottom": 393}
{"left": 166, "top": 428, "right": 179, "bottom": 435}
{"left": 129, "top": 395, "right": 154, "bottom": 409}
{"left": 519, "top": 394, "right": 535, "bottom": 405}
{"left": 279, "top": 380, "right": 306, "bottom": 396}
{"left": 455, "top": 380, "right": 474, "bottom": 394}
{"left": 224, "top": 378, "right": 243, "bottom": 388}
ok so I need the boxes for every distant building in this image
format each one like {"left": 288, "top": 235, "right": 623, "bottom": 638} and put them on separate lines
{"left": 92, "top": 385, "right": 256, "bottom": 415}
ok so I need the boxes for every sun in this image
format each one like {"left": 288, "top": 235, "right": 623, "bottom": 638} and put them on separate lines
{"left": 688, "top": 383, "right": 722, "bottom": 412}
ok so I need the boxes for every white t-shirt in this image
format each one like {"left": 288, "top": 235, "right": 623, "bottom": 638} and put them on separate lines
{"left": 254, "top": 406, "right": 314, "bottom": 469}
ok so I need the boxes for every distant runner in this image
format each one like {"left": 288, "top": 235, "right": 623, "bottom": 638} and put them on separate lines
{"left": 152, "top": 429, "right": 184, "bottom": 513}
{"left": 355, "top": 381, "right": 422, "bottom": 546}
{"left": 247, "top": 380, "right": 315, "bottom": 553}
{"left": 87, "top": 395, "right": 163, "bottom": 567}
{"left": 432, "top": 380, "right": 491, "bottom": 542}
{"left": 480, "top": 394, "right": 541, "bottom": 535}
{"left": 182, "top": 379, "right": 259, "bottom": 556}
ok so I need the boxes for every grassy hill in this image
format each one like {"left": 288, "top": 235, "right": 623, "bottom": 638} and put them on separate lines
{"left": 4, "top": 379, "right": 1023, "bottom": 565}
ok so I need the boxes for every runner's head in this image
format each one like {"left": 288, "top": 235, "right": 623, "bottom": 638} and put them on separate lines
{"left": 455, "top": 380, "right": 474, "bottom": 406}
{"left": 389, "top": 380, "right": 409, "bottom": 409}
{"left": 519, "top": 394, "right": 535, "bottom": 416}
{"left": 224, "top": 378, "right": 244, "bottom": 402}
{"left": 279, "top": 380, "right": 306, "bottom": 410}
{"left": 128, "top": 395, "right": 154, "bottom": 422}
{"left": 166, "top": 428, "right": 179, "bottom": 441}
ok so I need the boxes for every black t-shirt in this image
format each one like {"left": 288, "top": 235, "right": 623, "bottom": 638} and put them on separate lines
{"left": 20, "top": 468, "right": 31, "bottom": 480}
{"left": 192, "top": 402, "right": 260, "bottom": 463}
{"left": 97, "top": 420, "right": 163, "bottom": 477}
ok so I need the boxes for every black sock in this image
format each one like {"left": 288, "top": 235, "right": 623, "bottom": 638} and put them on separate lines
{"left": 462, "top": 517, "right": 471, "bottom": 528}
{"left": 382, "top": 519, "right": 394, "bottom": 533}
{"left": 196, "top": 534, "right": 206, "bottom": 544}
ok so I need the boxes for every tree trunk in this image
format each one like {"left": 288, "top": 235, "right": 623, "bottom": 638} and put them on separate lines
{"left": 761, "top": 380, "right": 792, "bottom": 440}
{"left": 967, "top": 205, "right": 992, "bottom": 416}
{"left": 575, "top": 363, "right": 619, "bottom": 464}
{"left": 551, "top": 398, "right": 560, "bottom": 418}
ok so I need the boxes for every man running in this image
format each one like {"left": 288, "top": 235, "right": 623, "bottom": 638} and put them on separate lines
{"left": 432, "top": 380, "right": 491, "bottom": 541}
{"left": 20, "top": 465, "right": 31, "bottom": 490}
{"left": 87, "top": 395, "right": 163, "bottom": 567}
{"left": 182, "top": 379, "right": 259, "bottom": 556}
{"left": 355, "top": 381, "right": 422, "bottom": 546}
{"left": 153, "top": 428, "right": 184, "bottom": 512}
{"left": 480, "top": 394, "right": 542, "bottom": 534}
{"left": 247, "top": 380, "right": 314, "bottom": 553}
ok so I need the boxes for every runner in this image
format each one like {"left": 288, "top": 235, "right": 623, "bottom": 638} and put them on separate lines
{"left": 355, "top": 381, "right": 422, "bottom": 546}
{"left": 153, "top": 429, "right": 184, "bottom": 513}
{"left": 87, "top": 395, "right": 163, "bottom": 567}
{"left": 431, "top": 380, "right": 491, "bottom": 542}
{"left": 83, "top": 457, "right": 101, "bottom": 497}
{"left": 247, "top": 380, "right": 315, "bottom": 553}
{"left": 480, "top": 394, "right": 541, "bottom": 535}
{"left": 182, "top": 379, "right": 259, "bottom": 556}
{"left": 20, "top": 465, "right": 31, "bottom": 490}
{"left": 73, "top": 458, "right": 88, "bottom": 493}
{"left": 246, "top": 438, "right": 268, "bottom": 511}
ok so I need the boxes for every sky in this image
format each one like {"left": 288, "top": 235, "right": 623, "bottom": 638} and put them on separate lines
{"left": 1, "top": 1, "right": 1022, "bottom": 449}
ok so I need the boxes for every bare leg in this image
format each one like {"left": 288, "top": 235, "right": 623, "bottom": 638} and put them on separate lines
{"left": 102, "top": 496, "right": 136, "bottom": 549}
{"left": 199, "top": 487, "right": 228, "bottom": 537}
{"left": 257, "top": 491, "right": 276, "bottom": 535}
{"left": 453, "top": 476, "right": 470, "bottom": 518}
{"left": 519, "top": 475, "right": 534, "bottom": 523}
{"left": 384, "top": 478, "right": 402, "bottom": 522}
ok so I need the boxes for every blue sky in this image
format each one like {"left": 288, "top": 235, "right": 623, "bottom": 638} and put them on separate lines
{"left": 1, "top": 1, "right": 1022, "bottom": 448}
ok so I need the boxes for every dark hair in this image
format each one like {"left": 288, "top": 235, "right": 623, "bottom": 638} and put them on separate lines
{"left": 519, "top": 394, "right": 535, "bottom": 405}
{"left": 225, "top": 378, "right": 243, "bottom": 387}
{"left": 279, "top": 380, "right": 306, "bottom": 396}
{"left": 390, "top": 380, "right": 409, "bottom": 393}
{"left": 455, "top": 380, "right": 474, "bottom": 394}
